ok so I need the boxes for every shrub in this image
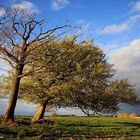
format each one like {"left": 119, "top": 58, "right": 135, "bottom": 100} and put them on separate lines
{"left": 117, "top": 113, "right": 129, "bottom": 118}
{"left": 117, "top": 113, "right": 123, "bottom": 118}
{"left": 122, "top": 112, "right": 129, "bottom": 118}
{"left": 129, "top": 113, "right": 139, "bottom": 118}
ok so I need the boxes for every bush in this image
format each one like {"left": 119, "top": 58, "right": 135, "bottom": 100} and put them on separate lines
{"left": 117, "top": 113, "right": 129, "bottom": 118}
{"left": 122, "top": 112, "right": 129, "bottom": 118}
{"left": 129, "top": 113, "right": 139, "bottom": 118}
{"left": 117, "top": 113, "right": 122, "bottom": 118}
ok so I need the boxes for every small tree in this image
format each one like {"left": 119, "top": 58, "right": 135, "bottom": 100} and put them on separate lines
{"left": 0, "top": 7, "right": 68, "bottom": 123}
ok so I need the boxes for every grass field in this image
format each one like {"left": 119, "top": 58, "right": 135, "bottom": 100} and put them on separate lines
{"left": 0, "top": 116, "right": 140, "bottom": 139}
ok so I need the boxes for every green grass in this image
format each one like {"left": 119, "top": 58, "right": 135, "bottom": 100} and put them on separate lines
{"left": 0, "top": 116, "right": 140, "bottom": 139}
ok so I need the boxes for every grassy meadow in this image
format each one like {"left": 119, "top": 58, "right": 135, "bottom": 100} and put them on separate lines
{"left": 0, "top": 116, "right": 140, "bottom": 139}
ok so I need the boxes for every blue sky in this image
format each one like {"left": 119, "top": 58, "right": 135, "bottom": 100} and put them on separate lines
{"left": 1, "top": 0, "right": 140, "bottom": 90}
{"left": 0, "top": 0, "right": 140, "bottom": 51}
{"left": 14, "top": 0, "right": 140, "bottom": 51}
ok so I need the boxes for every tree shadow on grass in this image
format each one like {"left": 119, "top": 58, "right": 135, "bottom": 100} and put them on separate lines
{"left": 118, "top": 122, "right": 140, "bottom": 128}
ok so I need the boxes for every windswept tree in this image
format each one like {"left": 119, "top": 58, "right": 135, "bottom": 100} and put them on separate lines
{"left": 0, "top": 7, "right": 68, "bottom": 124}
{"left": 76, "top": 79, "right": 138, "bottom": 116}
{"left": 63, "top": 77, "right": 138, "bottom": 116}
{"left": 3, "top": 33, "right": 139, "bottom": 121}
{"left": 53, "top": 43, "right": 138, "bottom": 116}
{"left": 17, "top": 35, "right": 90, "bottom": 123}
{"left": 16, "top": 36, "right": 115, "bottom": 123}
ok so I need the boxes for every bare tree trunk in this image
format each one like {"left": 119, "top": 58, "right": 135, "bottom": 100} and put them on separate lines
{"left": 3, "top": 64, "right": 23, "bottom": 123}
{"left": 32, "top": 98, "right": 49, "bottom": 123}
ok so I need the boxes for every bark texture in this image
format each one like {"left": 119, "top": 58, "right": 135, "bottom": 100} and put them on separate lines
{"left": 31, "top": 98, "right": 49, "bottom": 123}
{"left": 3, "top": 65, "right": 23, "bottom": 123}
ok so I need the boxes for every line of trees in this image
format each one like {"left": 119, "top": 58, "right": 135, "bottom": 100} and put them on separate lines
{"left": 0, "top": 7, "right": 139, "bottom": 125}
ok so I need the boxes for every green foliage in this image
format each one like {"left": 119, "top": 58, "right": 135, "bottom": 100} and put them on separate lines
{"left": 0, "top": 75, "right": 9, "bottom": 97}
{"left": 109, "top": 79, "right": 137, "bottom": 104}
{"left": 64, "top": 79, "right": 137, "bottom": 116}
{"left": 19, "top": 36, "right": 112, "bottom": 107}
{"left": 3, "top": 35, "right": 139, "bottom": 116}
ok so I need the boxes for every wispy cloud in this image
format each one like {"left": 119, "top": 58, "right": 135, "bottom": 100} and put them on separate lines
{"left": 132, "top": 1, "right": 140, "bottom": 12}
{"left": 50, "top": 0, "right": 70, "bottom": 10}
{"left": 98, "top": 11, "right": 138, "bottom": 35}
{"left": 0, "top": 8, "right": 5, "bottom": 16}
{"left": 99, "top": 13, "right": 140, "bottom": 35}
{"left": 129, "top": 14, "right": 140, "bottom": 21}
{"left": 11, "top": 1, "right": 39, "bottom": 14}
{"left": 98, "top": 1, "right": 140, "bottom": 35}
{"left": 100, "top": 23, "right": 130, "bottom": 35}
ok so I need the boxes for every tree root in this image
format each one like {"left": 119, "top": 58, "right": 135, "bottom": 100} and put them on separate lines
{"left": 4, "top": 120, "right": 19, "bottom": 127}
{"left": 3, "top": 120, "right": 25, "bottom": 127}
{"left": 32, "top": 119, "right": 55, "bottom": 125}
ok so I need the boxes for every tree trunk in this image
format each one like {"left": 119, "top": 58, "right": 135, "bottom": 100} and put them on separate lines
{"left": 3, "top": 64, "right": 23, "bottom": 123}
{"left": 31, "top": 98, "right": 49, "bottom": 123}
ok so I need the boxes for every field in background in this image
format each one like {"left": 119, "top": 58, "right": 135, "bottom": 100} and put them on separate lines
{"left": 0, "top": 116, "right": 140, "bottom": 139}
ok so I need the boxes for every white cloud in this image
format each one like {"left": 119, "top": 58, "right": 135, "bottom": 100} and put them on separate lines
{"left": 51, "top": 0, "right": 70, "bottom": 10}
{"left": 100, "top": 23, "right": 130, "bottom": 35}
{"left": 129, "top": 14, "right": 140, "bottom": 21}
{"left": 132, "top": 1, "right": 140, "bottom": 11}
{"left": 0, "top": 8, "right": 5, "bottom": 16}
{"left": 130, "top": 38, "right": 140, "bottom": 48}
{"left": 99, "top": 13, "right": 140, "bottom": 35}
{"left": 11, "top": 1, "right": 38, "bottom": 14}
{"left": 109, "top": 38, "right": 140, "bottom": 97}
{"left": 0, "top": 59, "right": 10, "bottom": 75}
{"left": 99, "top": 1, "right": 140, "bottom": 36}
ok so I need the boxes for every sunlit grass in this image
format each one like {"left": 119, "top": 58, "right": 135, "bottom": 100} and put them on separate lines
{"left": 0, "top": 116, "right": 140, "bottom": 139}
